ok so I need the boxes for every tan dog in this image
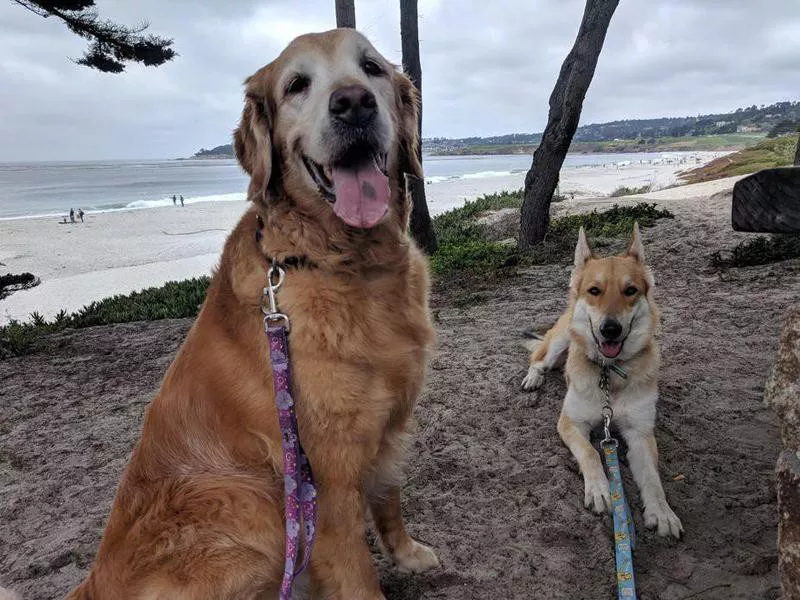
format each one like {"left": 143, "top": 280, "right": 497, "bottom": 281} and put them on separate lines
{"left": 522, "top": 224, "right": 683, "bottom": 538}
{"left": 68, "top": 29, "right": 438, "bottom": 599}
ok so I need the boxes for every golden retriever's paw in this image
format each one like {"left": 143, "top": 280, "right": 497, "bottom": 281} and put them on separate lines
{"left": 521, "top": 365, "right": 545, "bottom": 391}
{"left": 644, "top": 501, "right": 683, "bottom": 538}
{"left": 392, "top": 539, "right": 440, "bottom": 573}
{"left": 583, "top": 472, "right": 611, "bottom": 514}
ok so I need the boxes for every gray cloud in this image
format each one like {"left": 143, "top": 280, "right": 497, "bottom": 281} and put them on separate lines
{"left": 0, "top": 0, "right": 798, "bottom": 161}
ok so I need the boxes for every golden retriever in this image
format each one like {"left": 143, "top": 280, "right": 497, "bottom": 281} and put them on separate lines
{"left": 68, "top": 28, "right": 439, "bottom": 600}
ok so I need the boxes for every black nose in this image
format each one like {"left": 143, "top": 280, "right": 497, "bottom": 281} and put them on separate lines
{"left": 600, "top": 319, "right": 623, "bottom": 340}
{"left": 329, "top": 85, "right": 377, "bottom": 126}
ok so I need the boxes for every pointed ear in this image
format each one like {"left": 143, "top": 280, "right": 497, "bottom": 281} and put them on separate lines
{"left": 627, "top": 221, "right": 645, "bottom": 263}
{"left": 393, "top": 70, "right": 422, "bottom": 224}
{"left": 233, "top": 82, "right": 274, "bottom": 203}
{"left": 574, "top": 226, "right": 594, "bottom": 268}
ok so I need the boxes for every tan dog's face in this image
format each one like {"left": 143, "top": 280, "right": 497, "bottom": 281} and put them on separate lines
{"left": 570, "top": 224, "right": 657, "bottom": 361}
{"left": 234, "top": 29, "right": 421, "bottom": 230}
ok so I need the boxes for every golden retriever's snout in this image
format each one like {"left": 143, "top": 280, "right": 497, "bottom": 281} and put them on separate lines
{"left": 329, "top": 85, "right": 377, "bottom": 127}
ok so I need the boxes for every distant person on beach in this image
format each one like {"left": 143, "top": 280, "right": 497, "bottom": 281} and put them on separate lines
{"left": 69, "top": 208, "right": 75, "bottom": 223}
{"left": 172, "top": 195, "right": 177, "bottom": 206}
{"left": 180, "top": 195, "right": 184, "bottom": 207}
{"left": 78, "top": 208, "right": 85, "bottom": 223}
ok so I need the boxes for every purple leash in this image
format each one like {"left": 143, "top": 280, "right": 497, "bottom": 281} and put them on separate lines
{"left": 262, "top": 261, "right": 318, "bottom": 599}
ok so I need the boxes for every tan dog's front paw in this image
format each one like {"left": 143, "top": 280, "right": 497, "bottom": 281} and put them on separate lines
{"left": 392, "top": 539, "right": 440, "bottom": 573}
{"left": 583, "top": 472, "right": 611, "bottom": 514}
{"left": 522, "top": 365, "right": 545, "bottom": 391}
{"left": 644, "top": 501, "right": 683, "bottom": 538}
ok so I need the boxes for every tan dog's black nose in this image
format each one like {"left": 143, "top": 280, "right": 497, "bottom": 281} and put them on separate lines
{"left": 600, "top": 319, "right": 623, "bottom": 340}
{"left": 329, "top": 85, "right": 376, "bottom": 126}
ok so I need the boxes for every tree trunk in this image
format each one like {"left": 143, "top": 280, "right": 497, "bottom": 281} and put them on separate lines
{"left": 335, "top": 0, "right": 356, "bottom": 28}
{"left": 400, "top": 0, "right": 438, "bottom": 254}
{"left": 519, "top": 0, "right": 620, "bottom": 249}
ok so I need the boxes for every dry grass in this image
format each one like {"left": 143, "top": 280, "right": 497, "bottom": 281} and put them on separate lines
{"left": 681, "top": 135, "right": 798, "bottom": 184}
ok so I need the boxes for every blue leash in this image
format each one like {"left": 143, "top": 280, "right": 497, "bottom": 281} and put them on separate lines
{"left": 599, "top": 365, "right": 638, "bottom": 600}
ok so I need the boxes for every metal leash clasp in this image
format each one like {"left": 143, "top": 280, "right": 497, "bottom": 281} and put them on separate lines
{"left": 599, "top": 365, "right": 618, "bottom": 449}
{"left": 262, "top": 260, "right": 291, "bottom": 331}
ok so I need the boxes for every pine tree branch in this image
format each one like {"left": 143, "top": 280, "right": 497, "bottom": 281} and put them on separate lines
{"left": 9, "top": 0, "right": 176, "bottom": 73}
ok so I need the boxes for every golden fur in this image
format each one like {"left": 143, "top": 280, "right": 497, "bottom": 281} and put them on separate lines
{"left": 522, "top": 225, "right": 683, "bottom": 538}
{"left": 68, "top": 29, "right": 438, "bottom": 600}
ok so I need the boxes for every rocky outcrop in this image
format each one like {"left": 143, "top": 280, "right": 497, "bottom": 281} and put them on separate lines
{"left": 765, "top": 308, "right": 800, "bottom": 599}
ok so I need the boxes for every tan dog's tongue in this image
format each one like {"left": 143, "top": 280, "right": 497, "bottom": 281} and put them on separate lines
{"left": 331, "top": 161, "right": 389, "bottom": 229}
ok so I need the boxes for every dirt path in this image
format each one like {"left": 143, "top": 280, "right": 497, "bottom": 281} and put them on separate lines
{"left": 2, "top": 186, "right": 797, "bottom": 599}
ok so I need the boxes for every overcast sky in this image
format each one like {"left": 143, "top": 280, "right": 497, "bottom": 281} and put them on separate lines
{"left": 1, "top": 0, "right": 799, "bottom": 161}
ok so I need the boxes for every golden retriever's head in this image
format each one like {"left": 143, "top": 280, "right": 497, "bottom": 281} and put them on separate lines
{"left": 234, "top": 29, "right": 421, "bottom": 231}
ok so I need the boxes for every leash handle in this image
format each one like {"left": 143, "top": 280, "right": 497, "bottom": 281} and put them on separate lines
{"left": 602, "top": 442, "right": 637, "bottom": 600}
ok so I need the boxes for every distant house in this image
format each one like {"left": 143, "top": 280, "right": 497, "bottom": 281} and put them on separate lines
{"left": 737, "top": 124, "right": 761, "bottom": 133}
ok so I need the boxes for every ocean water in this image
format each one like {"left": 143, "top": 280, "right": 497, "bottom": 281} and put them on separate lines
{"left": 0, "top": 152, "right": 691, "bottom": 220}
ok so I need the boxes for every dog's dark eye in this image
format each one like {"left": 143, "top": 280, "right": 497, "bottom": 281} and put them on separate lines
{"left": 624, "top": 286, "right": 638, "bottom": 297}
{"left": 362, "top": 59, "right": 384, "bottom": 77}
{"left": 286, "top": 75, "right": 310, "bottom": 95}
{"left": 588, "top": 287, "right": 602, "bottom": 296}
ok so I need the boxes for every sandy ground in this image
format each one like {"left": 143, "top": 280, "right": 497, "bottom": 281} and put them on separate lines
{"left": 0, "top": 152, "right": 725, "bottom": 325}
{"left": 2, "top": 180, "right": 797, "bottom": 599}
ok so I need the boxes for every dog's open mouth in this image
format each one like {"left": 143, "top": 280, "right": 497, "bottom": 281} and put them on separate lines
{"left": 303, "top": 151, "right": 389, "bottom": 229}
{"left": 599, "top": 340, "right": 623, "bottom": 359}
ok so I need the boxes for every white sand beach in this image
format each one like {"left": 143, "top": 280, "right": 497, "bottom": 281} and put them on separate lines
{"left": 0, "top": 151, "right": 728, "bottom": 324}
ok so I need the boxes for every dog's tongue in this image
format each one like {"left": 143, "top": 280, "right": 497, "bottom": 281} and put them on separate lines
{"left": 600, "top": 341, "right": 622, "bottom": 359}
{"left": 331, "top": 160, "right": 389, "bottom": 229}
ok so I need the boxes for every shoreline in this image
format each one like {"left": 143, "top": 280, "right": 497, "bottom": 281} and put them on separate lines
{"left": 0, "top": 151, "right": 728, "bottom": 324}
{"left": 0, "top": 150, "right": 723, "bottom": 223}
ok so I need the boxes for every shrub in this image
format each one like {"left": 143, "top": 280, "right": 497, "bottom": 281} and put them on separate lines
{"left": 549, "top": 203, "right": 673, "bottom": 238}
{"left": 0, "top": 277, "right": 210, "bottom": 358}
{"left": 609, "top": 185, "right": 652, "bottom": 198}
{"left": 711, "top": 234, "right": 800, "bottom": 268}
{"left": 431, "top": 193, "right": 673, "bottom": 275}
{"left": 0, "top": 272, "right": 40, "bottom": 300}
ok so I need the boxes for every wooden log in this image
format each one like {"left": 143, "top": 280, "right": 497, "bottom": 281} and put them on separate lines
{"left": 732, "top": 167, "right": 800, "bottom": 233}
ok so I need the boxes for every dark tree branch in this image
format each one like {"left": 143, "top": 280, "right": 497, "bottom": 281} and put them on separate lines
{"left": 10, "top": 0, "right": 175, "bottom": 73}
{"left": 335, "top": 0, "right": 356, "bottom": 28}
{"left": 794, "top": 133, "right": 800, "bottom": 166}
{"left": 400, "top": 0, "right": 437, "bottom": 254}
{"left": 519, "top": 0, "right": 619, "bottom": 248}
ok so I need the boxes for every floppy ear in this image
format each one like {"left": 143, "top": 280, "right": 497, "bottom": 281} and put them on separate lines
{"left": 393, "top": 71, "right": 423, "bottom": 217}
{"left": 233, "top": 84, "right": 274, "bottom": 203}
{"left": 574, "top": 226, "right": 594, "bottom": 268}
{"left": 627, "top": 221, "right": 645, "bottom": 263}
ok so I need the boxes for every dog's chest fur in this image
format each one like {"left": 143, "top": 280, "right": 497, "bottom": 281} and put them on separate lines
{"left": 563, "top": 347, "right": 660, "bottom": 432}
{"left": 263, "top": 247, "right": 434, "bottom": 459}
{"left": 282, "top": 260, "right": 432, "bottom": 379}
